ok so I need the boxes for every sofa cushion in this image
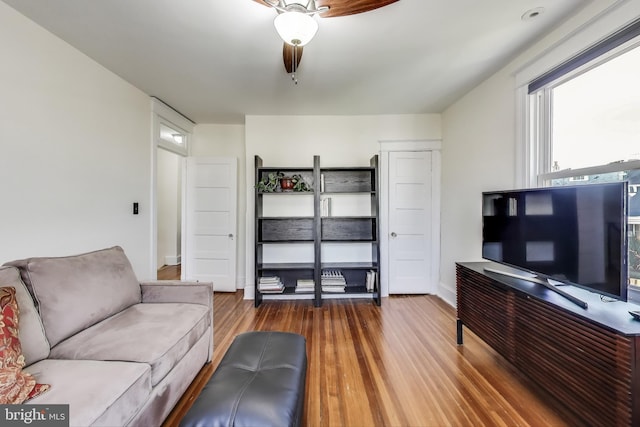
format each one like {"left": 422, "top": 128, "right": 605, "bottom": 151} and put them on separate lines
{"left": 0, "top": 267, "right": 49, "bottom": 366}
{"left": 49, "top": 302, "right": 209, "bottom": 386}
{"left": 5, "top": 246, "right": 141, "bottom": 347}
{"left": 25, "top": 359, "right": 151, "bottom": 427}
{"left": 0, "top": 287, "right": 49, "bottom": 404}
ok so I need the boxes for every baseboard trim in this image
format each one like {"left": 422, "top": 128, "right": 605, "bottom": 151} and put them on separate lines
{"left": 438, "top": 282, "right": 456, "bottom": 308}
{"left": 236, "top": 275, "right": 246, "bottom": 290}
{"left": 164, "top": 255, "right": 181, "bottom": 266}
{"left": 244, "top": 286, "right": 255, "bottom": 300}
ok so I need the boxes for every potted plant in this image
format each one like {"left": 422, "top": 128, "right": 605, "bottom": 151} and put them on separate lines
{"left": 255, "top": 172, "right": 283, "bottom": 192}
{"left": 291, "top": 174, "right": 310, "bottom": 192}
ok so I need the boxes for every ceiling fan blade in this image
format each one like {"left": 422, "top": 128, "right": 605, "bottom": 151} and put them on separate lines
{"left": 283, "top": 43, "right": 303, "bottom": 74}
{"left": 316, "top": 0, "right": 400, "bottom": 18}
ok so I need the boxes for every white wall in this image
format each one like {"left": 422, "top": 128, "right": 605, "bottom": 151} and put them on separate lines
{"left": 244, "top": 114, "right": 441, "bottom": 297}
{"left": 439, "top": 69, "right": 516, "bottom": 304}
{"left": 191, "top": 124, "right": 246, "bottom": 288}
{"left": 0, "top": 2, "right": 153, "bottom": 278}
{"left": 246, "top": 115, "right": 440, "bottom": 167}
{"left": 157, "top": 148, "right": 182, "bottom": 267}
{"left": 439, "top": 0, "right": 637, "bottom": 305}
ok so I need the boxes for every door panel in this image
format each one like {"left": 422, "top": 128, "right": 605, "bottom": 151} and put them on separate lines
{"left": 184, "top": 157, "right": 237, "bottom": 291}
{"left": 193, "top": 211, "right": 230, "bottom": 234}
{"left": 388, "top": 152, "right": 432, "bottom": 294}
{"left": 193, "top": 188, "right": 230, "bottom": 210}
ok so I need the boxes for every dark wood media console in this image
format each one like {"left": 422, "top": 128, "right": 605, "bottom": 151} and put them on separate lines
{"left": 456, "top": 262, "right": 640, "bottom": 426}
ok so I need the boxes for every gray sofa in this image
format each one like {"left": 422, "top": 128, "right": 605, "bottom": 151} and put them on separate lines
{"left": 1, "top": 246, "right": 213, "bottom": 426}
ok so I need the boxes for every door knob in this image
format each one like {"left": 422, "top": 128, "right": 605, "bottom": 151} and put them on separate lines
{"left": 390, "top": 232, "right": 397, "bottom": 238}
{"left": 228, "top": 234, "right": 234, "bottom": 239}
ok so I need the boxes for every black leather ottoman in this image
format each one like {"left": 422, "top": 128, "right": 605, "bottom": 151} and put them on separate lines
{"left": 180, "top": 331, "right": 307, "bottom": 427}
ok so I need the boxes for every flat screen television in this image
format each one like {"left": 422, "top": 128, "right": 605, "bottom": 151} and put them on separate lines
{"left": 482, "top": 182, "right": 629, "bottom": 305}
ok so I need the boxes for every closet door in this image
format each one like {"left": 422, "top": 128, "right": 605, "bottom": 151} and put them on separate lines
{"left": 388, "top": 151, "right": 433, "bottom": 294}
{"left": 184, "top": 157, "right": 237, "bottom": 291}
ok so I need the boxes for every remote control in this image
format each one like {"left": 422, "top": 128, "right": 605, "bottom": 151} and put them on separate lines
{"left": 629, "top": 311, "right": 640, "bottom": 321}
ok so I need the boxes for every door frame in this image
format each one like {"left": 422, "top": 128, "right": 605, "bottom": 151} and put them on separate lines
{"left": 150, "top": 98, "right": 194, "bottom": 279}
{"left": 379, "top": 140, "right": 442, "bottom": 297}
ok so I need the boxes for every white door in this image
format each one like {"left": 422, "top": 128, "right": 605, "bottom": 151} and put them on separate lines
{"left": 184, "top": 157, "right": 237, "bottom": 291}
{"left": 388, "top": 151, "right": 432, "bottom": 294}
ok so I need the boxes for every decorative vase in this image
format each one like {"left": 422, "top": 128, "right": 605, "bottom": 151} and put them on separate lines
{"left": 280, "top": 177, "right": 294, "bottom": 191}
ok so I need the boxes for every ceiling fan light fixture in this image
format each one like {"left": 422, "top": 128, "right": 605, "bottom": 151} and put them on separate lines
{"left": 274, "top": 11, "right": 318, "bottom": 46}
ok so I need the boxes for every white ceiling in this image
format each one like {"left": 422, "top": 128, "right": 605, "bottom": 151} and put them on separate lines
{"left": 2, "top": 0, "right": 588, "bottom": 124}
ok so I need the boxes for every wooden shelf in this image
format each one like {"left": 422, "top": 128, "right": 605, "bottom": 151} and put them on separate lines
{"left": 321, "top": 262, "right": 378, "bottom": 269}
{"left": 257, "top": 191, "right": 314, "bottom": 195}
{"left": 258, "top": 218, "right": 314, "bottom": 242}
{"left": 323, "top": 286, "right": 371, "bottom": 295}
{"left": 321, "top": 169, "right": 376, "bottom": 193}
{"left": 258, "top": 263, "right": 315, "bottom": 270}
{"left": 321, "top": 217, "right": 376, "bottom": 241}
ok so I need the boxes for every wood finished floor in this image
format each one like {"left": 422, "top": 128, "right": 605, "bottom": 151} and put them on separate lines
{"left": 161, "top": 269, "right": 571, "bottom": 427}
{"left": 157, "top": 264, "right": 181, "bottom": 280}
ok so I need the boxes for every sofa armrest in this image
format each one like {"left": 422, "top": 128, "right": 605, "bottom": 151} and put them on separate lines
{"left": 140, "top": 281, "right": 213, "bottom": 308}
{"left": 141, "top": 281, "right": 214, "bottom": 363}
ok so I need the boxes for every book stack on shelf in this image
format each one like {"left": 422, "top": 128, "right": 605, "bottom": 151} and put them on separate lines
{"left": 258, "top": 276, "right": 285, "bottom": 294}
{"left": 295, "top": 279, "right": 315, "bottom": 293}
{"left": 321, "top": 270, "right": 346, "bottom": 293}
{"left": 365, "top": 270, "right": 376, "bottom": 293}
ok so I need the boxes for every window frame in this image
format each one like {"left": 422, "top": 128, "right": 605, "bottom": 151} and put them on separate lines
{"left": 526, "top": 37, "right": 640, "bottom": 186}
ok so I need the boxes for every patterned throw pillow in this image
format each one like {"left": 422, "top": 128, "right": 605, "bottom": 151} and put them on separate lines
{"left": 0, "top": 287, "right": 49, "bottom": 404}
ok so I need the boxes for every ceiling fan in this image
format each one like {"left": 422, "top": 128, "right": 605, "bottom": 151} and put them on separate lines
{"left": 253, "top": 0, "right": 399, "bottom": 82}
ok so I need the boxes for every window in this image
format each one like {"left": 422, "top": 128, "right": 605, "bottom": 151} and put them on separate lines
{"left": 551, "top": 47, "right": 640, "bottom": 171}
{"left": 527, "top": 22, "right": 640, "bottom": 301}
{"left": 151, "top": 97, "right": 193, "bottom": 157}
{"left": 157, "top": 122, "right": 189, "bottom": 156}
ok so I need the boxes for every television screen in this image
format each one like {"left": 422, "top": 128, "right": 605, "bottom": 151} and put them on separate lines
{"left": 482, "top": 182, "right": 628, "bottom": 301}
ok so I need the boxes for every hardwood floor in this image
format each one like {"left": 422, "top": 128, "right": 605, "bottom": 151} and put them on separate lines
{"left": 157, "top": 264, "right": 181, "bottom": 280}
{"left": 163, "top": 289, "right": 573, "bottom": 427}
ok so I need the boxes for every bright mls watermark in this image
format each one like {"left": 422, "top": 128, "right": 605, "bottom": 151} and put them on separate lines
{"left": 0, "top": 405, "right": 69, "bottom": 427}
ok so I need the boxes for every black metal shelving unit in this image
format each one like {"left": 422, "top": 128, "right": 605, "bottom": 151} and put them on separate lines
{"left": 254, "top": 155, "right": 381, "bottom": 307}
